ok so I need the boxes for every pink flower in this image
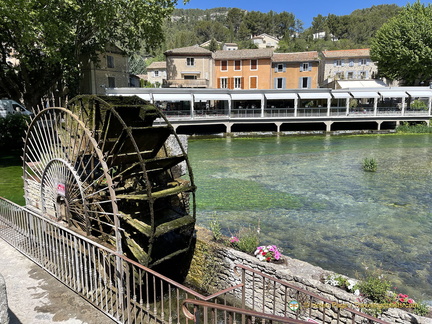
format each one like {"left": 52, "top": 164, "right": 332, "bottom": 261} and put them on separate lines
{"left": 398, "top": 294, "right": 408, "bottom": 298}
{"left": 407, "top": 299, "right": 415, "bottom": 304}
{"left": 229, "top": 236, "right": 239, "bottom": 243}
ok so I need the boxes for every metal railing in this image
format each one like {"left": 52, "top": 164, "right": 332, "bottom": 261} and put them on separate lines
{"left": 234, "top": 264, "right": 390, "bottom": 324}
{"left": 0, "top": 198, "right": 390, "bottom": 324}
{"left": 0, "top": 198, "right": 242, "bottom": 324}
{"left": 182, "top": 299, "right": 313, "bottom": 324}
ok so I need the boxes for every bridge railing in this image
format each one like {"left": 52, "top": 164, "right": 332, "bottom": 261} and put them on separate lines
{"left": 0, "top": 198, "right": 243, "bottom": 324}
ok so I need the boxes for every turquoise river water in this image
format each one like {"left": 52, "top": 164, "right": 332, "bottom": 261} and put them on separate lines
{"left": 188, "top": 134, "right": 432, "bottom": 302}
{"left": 0, "top": 134, "right": 431, "bottom": 302}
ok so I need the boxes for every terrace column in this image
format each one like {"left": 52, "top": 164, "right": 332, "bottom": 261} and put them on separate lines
{"left": 345, "top": 98, "right": 350, "bottom": 116}
{"left": 428, "top": 97, "right": 432, "bottom": 116}
{"left": 261, "top": 95, "right": 265, "bottom": 118}
{"left": 228, "top": 98, "right": 232, "bottom": 117}
{"left": 401, "top": 98, "right": 406, "bottom": 116}
{"left": 373, "top": 97, "right": 378, "bottom": 116}
{"left": 294, "top": 98, "right": 298, "bottom": 117}
{"left": 327, "top": 98, "right": 331, "bottom": 117}
{"left": 190, "top": 99, "right": 195, "bottom": 119}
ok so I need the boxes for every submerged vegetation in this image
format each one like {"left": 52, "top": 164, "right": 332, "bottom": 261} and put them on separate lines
{"left": 396, "top": 121, "right": 432, "bottom": 133}
{"left": 362, "top": 157, "right": 377, "bottom": 172}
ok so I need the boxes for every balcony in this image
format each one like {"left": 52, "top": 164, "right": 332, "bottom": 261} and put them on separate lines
{"left": 164, "top": 79, "right": 209, "bottom": 88}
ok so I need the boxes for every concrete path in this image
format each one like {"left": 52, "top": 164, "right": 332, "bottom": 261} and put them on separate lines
{"left": 0, "top": 238, "right": 117, "bottom": 324}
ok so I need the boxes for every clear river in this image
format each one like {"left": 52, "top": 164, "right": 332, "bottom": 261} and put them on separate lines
{"left": 0, "top": 134, "right": 431, "bottom": 302}
{"left": 188, "top": 134, "right": 432, "bottom": 302}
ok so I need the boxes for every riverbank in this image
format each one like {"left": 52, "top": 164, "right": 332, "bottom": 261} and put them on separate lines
{"left": 187, "top": 226, "right": 432, "bottom": 323}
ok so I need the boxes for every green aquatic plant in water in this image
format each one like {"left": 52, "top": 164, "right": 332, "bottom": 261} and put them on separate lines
{"left": 362, "top": 157, "right": 377, "bottom": 172}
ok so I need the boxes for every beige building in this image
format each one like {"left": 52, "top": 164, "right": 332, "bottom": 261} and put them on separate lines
{"left": 146, "top": 61, "right": 166, "bottom": 87}
{"left": 272, "top": 51, "right": 320, "bottom": 89}
{"left": 164, "top": 45, "right": 214, "bottom": 88}
{"left": 319, "top": 49, "right": 379, "bottom": 88}
{"left": 252, "top": 33, "right": 279, "bottom": 49}
{"left": 80, "top": 45, "right": 129, "bottom": 94}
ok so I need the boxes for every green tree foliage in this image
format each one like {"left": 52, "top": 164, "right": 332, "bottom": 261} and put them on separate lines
{"left": 371, "top": 1, "right": 432, "bottom": 85}
{"left": 195, "top": 20, "right": 229, "bottom": 44}
{"left": 0, "top": 0, "right": 182, "bottom": 108}
{"left": 0, "top": 114, "right": 30, "bottom": 151}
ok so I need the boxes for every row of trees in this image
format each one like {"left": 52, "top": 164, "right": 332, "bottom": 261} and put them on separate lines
{"left": 0, "top": 0, "right": 431, "bottom": 110}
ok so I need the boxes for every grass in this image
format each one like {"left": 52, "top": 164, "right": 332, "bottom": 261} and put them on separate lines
{"left": 0, "top": 153, "right": 25, "bottom": 205}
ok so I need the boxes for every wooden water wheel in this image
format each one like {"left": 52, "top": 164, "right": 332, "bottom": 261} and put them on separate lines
{"left": 22, "top": 95, "right": 196, "bottom": 281}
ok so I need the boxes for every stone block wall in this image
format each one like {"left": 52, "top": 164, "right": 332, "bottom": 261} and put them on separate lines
{"left": 186, "top": 227, "right": 432, "bottom": 324}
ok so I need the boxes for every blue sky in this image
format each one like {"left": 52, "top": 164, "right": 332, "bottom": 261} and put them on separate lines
{"left": 176, "top": 1, "right": 427, "bottom": 28}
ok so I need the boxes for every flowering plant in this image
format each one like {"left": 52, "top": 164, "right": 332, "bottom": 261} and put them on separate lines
{"left": 396, "top": 293, "right": 415, "bottom": 306}
{"left": 229, "top": 236, "right": 239, "bottom": 244}
{"left": 254, "top": 245, "right": 282, "bottom": 262}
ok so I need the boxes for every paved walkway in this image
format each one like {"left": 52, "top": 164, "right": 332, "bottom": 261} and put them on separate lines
{"left": 0, "top": 238, "right": 117, "bottom": 324}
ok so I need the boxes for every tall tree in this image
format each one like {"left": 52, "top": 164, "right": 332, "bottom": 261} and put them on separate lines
{"left": 0, "top": 0, "right": 182, "bottom": 108}
{"left": 370, "top": 1, "right": 432, "bottom": 85}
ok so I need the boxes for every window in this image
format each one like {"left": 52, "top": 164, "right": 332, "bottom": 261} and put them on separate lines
{"left": 184, "top": 75, "right": 197, "bottom": 80}
{"left": 234, "top": 60, "right": 241, "bottom": 71}
{"left": 250, "top": 76, "right": 258, "bottom": 89}
{"left": 360, "top": 59, "right": 367, "bottom": 66}
{"left": 250, "top": 59, "right": 257, "bottom": 70}
{"left": 220, "top": 78, "right": 228, "bottom": 89}
{"left": 300, "top": 77, "right": 310, "bottom": 89}
{"left": 221, "top": 60, "right": 228, "bottom": 71}
{"left": 360, "top": 71, "right": 367, "bottom": 79}
{"left": 107, "top": 55, "right": 114, "bottom": 68}
{"left": 186, "top": 57, "right": 195, "bottom": 66}
{"left": 349, "top": 59, "right": 354, "bottom": 67}
{"left": 335, "top": 59, "right": 342, "bottom": 66}
{"left": 335, "top": 72, "right": 344, "bottom": 80}
{"left": 302, "top": 63, "right": 309, "bottom": 71}
{"left": 275, "top": 78, "right": 284, "bottom": 89}
{"left": 347, "top": 72, "right": 354, "bottom": 79}
{"left": 234, "top": 77, "right": 242, "bottom": 89}
{"left": 277, "top": 64, "right": 284, "bottom": 72}
{"left": 154, "top": 71, "right": 159, "bottom": 77}
{"left": 108, "top": 77, "right": 115, "bottom": 88}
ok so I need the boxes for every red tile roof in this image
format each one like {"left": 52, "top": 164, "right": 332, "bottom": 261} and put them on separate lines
{"left": 273, "top": 51, "right": 319, "bottom": 62}
{"left": 214, "top": 48, "right": 273, "bottom": 60}
{"left": 321, "top": 49, "right": 370, "bottom": 58}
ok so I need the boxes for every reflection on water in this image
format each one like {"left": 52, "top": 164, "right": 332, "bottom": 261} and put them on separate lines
{"left": 189, "top": 134, "right": 432, "bottom": 301}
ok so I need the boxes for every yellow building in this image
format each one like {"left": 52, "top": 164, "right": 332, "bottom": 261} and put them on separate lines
{"left": 272, "top": 51, "right": 320, "bottom": 89}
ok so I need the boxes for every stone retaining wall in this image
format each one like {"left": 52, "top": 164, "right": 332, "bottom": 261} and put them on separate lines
{"left": 0, "top": 274, "right": 9, "bottom": 324}
{"left": 186, "top": 227, "right": 432, "bottom": 324}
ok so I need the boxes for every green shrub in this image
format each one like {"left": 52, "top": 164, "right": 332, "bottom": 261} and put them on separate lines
{"left": 209, "top": 218, "right": 223, "bottom": 242}
{"left": 0, "top": 114, "right": 30, "bottom": 151}
{"left": 234, "top": 227, "right": 260, "bottom": 254}
{"left": 410, "top": 99, "right": 427, "bottom": 110}
{"left": 396, "top": 121, "right": 432, "bottom": 133}
{"left": 363, "top": 157, "right": 377, "bottom": 172}
{"left": 357, "top": 275, "right": 392, "bottom": 304}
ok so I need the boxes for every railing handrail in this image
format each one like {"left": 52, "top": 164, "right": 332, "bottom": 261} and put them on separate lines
{"left": 181, "top": 299, "right": 313, "bottom": 324}
{"left": 0, "top": 197, "right": 242, "bottom": 302}
{"left": 234, "top": 264, "right": 391, "bottom": 324}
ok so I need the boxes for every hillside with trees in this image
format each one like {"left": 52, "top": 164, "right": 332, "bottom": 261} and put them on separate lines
{"left": 130, "top": 4, "right": 402, "bottom": 74}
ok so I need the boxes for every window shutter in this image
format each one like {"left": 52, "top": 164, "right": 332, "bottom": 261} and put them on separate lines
{"left": 298, "top": 77, "right": 302, "bottom": 88}
{"left": 334, "top": 60, "right": 337, "bottom": 67}
{"left": 283, "top": 63, "right": 286, "bottom": 72}
{"left": 241, "top": 77, "right": 244, "bottom": 89}
{"left": 274, "top": 64, "right": 278, "bottom": 73}
{"left": 217, "top": 78, "right": 221, "bottom": 89}
{"left": 341, "top": 60, "right": 345, "bottom": 67}
{"left": 282, "top": 77, "right": 286, "bottom": 89}
{"left": 228, "top": 77, "right": 233, "bottom": 89}
{"left": 308, "top": 63, "right": 312, "bottom": 71}
{"left": 274, "top": 78, "right": 278, "bottom": 89}
{"left": 307, "top": 77, "right": 311, "bottom": 89}
{"left": 358, "top": 60, "right": 362, "bottom": 66}
{"left": 366, "top": 59, "right": 370, "bottom": 66}
{"left": 300, "top": 63, "right": 303, "bottom": 72}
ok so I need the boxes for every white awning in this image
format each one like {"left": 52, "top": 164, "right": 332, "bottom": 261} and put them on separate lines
{"left": 379, "top": 91, "right": 408, "bottom": 98}
{"left": 193, "top": 93, "right": 231, "bottom": 102}
{"left": 136, "top": 94, "right": 152, "bottom": 101}
{"left": 331, "top": 92, "right": 352, "bottom": 99}
{"left": 349, "top": 91, "right": 380, "bottom": 98}
{"left": 152, "top": 93, "right": 193, "bottom": 102}
{"left": 406, "top": 91, "right": 432, "bottom": 98}
{"left": 298, "top": 92, "right": 332, "bottom": 99}
{"left": 231, "top": 93, "right": 263, "bottom": 100}
{"left": 265, "top": 93, "right": 298, "bottom": 100}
